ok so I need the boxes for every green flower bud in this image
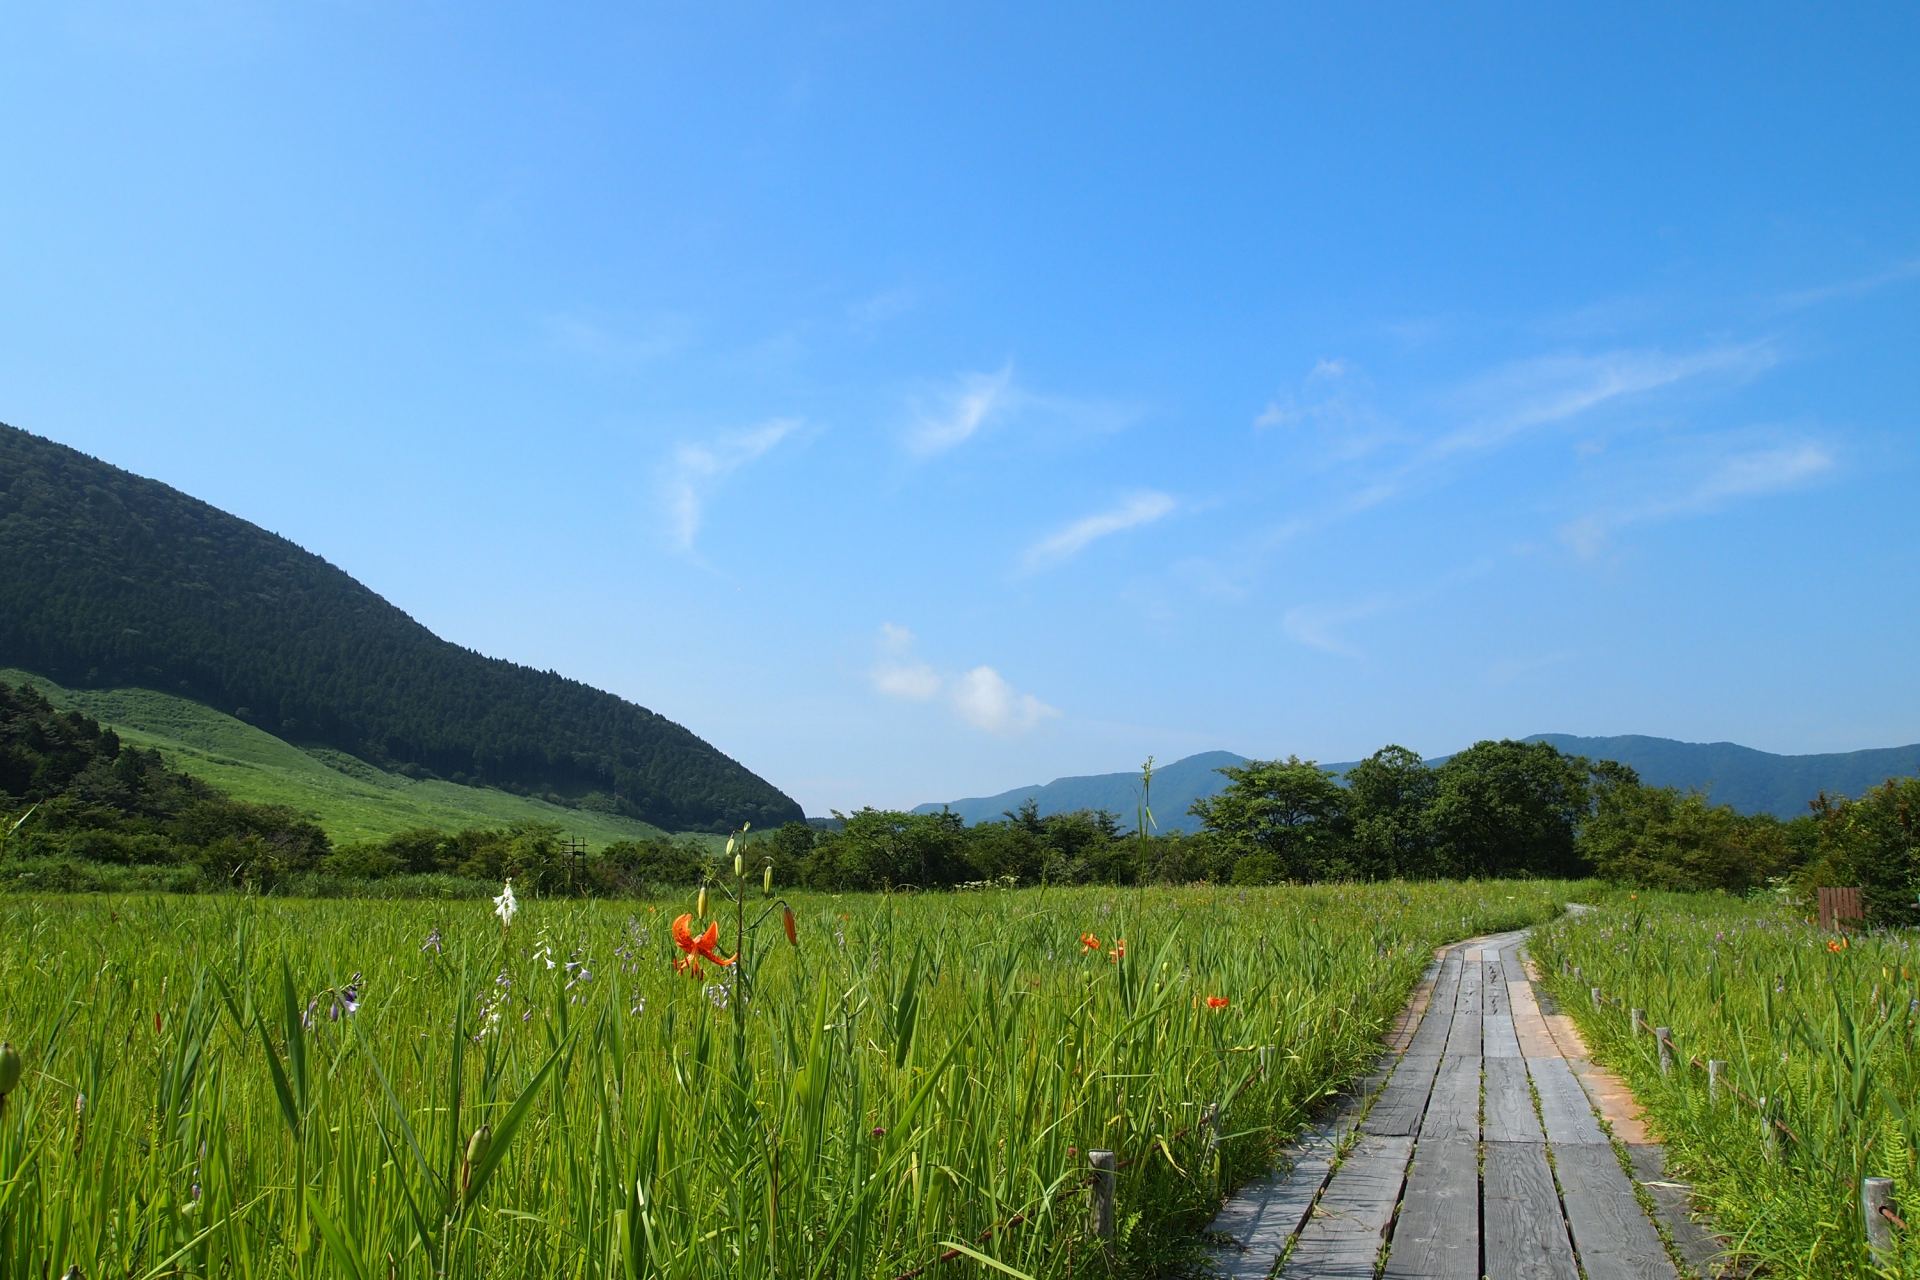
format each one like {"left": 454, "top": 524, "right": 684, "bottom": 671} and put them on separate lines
{"left": 763, "top": 863, "right": 774, "bottom": 897}
{"left": 461, "top": 1123, "right": 492, "bottom": 1199}
{"left": 0, "top": 1042, "right": 21, "bottom": 1097}
{"left": 734, "top": 851, "right": 744, "bottom": 879}
{"left": 696, "top": 885, "right": 708, "bottom": 919}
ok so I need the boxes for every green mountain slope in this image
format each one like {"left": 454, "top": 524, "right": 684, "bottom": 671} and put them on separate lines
{"left": 918, "top": 735, "right": 1920, "bottom": 827}
{"left": 0, "top": 423, "right": 801, "bottom": 832}
{"left": 2, "top": 668, "right": 679, "bottom": 848}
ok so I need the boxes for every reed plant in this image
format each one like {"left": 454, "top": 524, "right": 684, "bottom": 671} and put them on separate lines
{"left": 1532, "top": 891, "right": 1920, "bottom": 1278}
{"left": 0, "top": 879, "right": 1571, "bottom": 1277}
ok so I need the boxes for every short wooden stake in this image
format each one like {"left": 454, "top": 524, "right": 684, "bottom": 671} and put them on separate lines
{"left": 1573, "top": 965, "right": 1583, "bottom": 981}
{"left": 1258, "top": 1046, "right": 1272, "bottom": 1077}
{"left": 1590, "top": 987, "right": 1601, "bottom": 1009}
{"left": 1203, "top": 1102, "right": 1221, "bottom": 1155}
{"left": 1090, "top": 1150, "right": 1116, "bottom": 1240}
{"left": 1655, "top": 1027, "right": 1672, "bottom": 1076}
{"left": 1707, "top": 1059, "right": 1725, "bottom": 1101}
{"left": 1759, "top": 1098, "right": 1778, "bottom": 1160}
{"left": 1630, "top": 1007, "right": 1646, "bottom": 1036}
{"left": 1864, "top": 1176, "right": 1895, "bottom": 1258}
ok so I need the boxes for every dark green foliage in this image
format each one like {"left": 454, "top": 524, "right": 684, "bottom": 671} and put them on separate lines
{"left": 1, "top": 678, "right": 331, "bottom": 889}
{"left": 0, "top": 424, "right": 801, "bottom": 832}
{"left": 1422, "top": 739, "right": 1595, "bottom": 878}
{"left": 1188, "top": 756, "right": 1351, "bottom": 881}
{"left": 1795, "top": 778, "right": 1920, "bottom": 924}
{"left": 1576, "top": 768, "right": 1793, "bottom": 893}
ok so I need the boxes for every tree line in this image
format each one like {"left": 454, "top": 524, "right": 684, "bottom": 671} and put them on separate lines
{"left": 5, "top": 675, "right": 1914, "bottom": 922}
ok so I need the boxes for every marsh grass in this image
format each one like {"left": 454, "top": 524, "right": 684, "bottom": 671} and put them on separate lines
{"left": 0, "top": 881, "right": 1571, "bottom": 1277}
{"left": 1532, "top": 891, "right": 1920, "bottom": 1278}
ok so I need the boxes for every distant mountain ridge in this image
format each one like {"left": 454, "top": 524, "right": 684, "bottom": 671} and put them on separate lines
{"left": 914, "top": 734, "right": 1920, "bottom": 829}
{"left": 0, "top": 423, "right": 802, "bottom": 832}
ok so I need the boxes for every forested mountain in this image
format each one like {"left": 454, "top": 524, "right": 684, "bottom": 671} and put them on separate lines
{"left": 0, "top": 424, "right": 801, "bottom": 832}
{"left": 917, "top": 734, "right": 1920, "bottom": 827}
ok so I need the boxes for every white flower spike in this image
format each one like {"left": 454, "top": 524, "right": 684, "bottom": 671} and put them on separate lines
{"left": 493, "top": 877, "right": 518, "bottom": 927}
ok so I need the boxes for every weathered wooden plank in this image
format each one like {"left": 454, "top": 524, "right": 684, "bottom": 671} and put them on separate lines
{"left": 1530, "top": 1056, "right": 1607, "bottom": 1145}
{"left": 1553, "top": 1143, "right": 1679, "bottom": 1280}
{"left": 1281, "top": 1134, "right": 1415, "bottom": 1278}
{"left": 1483, "top": 1057, "right": 1543, "bottom": 1143}
{"left": 1483, "top": 1012, "right": 1521, "bottom": 1058}
{"left": 1625, "top": 1143, "right": 1729, "bottom": 1279}
{"left": 1405, "top": 953, "right": 1462, "bottom": 1057}
{"left": 1501, "top": 947, "right": 1530, "bottom": 983}
{"left": 1364, "top": 1054, "right": 1443, "bottom": 1137}
{"left": 1208, "top": 1130, "right": 1337, "bottom": 1278}
{"left": 1457, "top": 955, "right": 1484, "bottom": 1018}
{"left": 1381, "top": 1138, "right": 1480, "bottom": 1279}
{"left": 1483, "top": 1141, "right": 1579, "bottom": 1280}
{"left": 1418, "top": 1054, "right": 1480, "bottom": 1143}
{"left": 1483, "top": 961, "right": 1509, "bottom": 1014}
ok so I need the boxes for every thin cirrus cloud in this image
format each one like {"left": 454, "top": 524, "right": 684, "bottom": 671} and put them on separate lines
{"left": 1559, "top": 441, "right": 1836, "bottom": 558}
{"left": 1428, "top": 342, "right": 1776, "bottom": 460}
{"left": 905, "top": 365, "right": 1015, "bottom": 456}
{"left": 869, "top": 624, "right": 1059, "bottom": 734}
{"left": 1019, "top": 491, "right": 1177, "bottom": 574}
{"left": 660, "top": 420, "right": 800, "bottom": 552}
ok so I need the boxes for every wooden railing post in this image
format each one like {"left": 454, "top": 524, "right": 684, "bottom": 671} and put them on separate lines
{"left": 1090, "top": 1150, "right": 1116, "bottom": 1240}
{"left": 1864, "top": 1177, "right": 1895, "bottom": 1259}
{"left": 1655, "top": 1027, "right": 1672, "bottom": 1076}
{"left": 1708, "top": 1059, "right": 1725, "bottom": 1102}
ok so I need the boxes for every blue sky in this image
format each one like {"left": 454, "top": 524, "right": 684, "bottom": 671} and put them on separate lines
{"left": 4, "top": 4, "right": 1917, "bottom": 816}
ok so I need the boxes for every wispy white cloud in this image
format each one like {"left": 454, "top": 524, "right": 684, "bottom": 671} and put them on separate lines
{"left": 1431, "top": 343, "right": 1775, "bottom": 459}
{"left": 1560, "top": 440, "right": 1835, "bottom": 557}
{"left": 1771, "top": 257, "right": 1920, "bottom": 312}
{"left": 1280, "top": 596, "right": 1396, "bottom": 658}
{"left": 541, "top": 311, "right": 692, "bottom": 366}
{"left": 868, "top": 624, "right": 1058, "bottom": 734}
{"left": 660, "top": 420, "right": 799, "bottom": 552}
{"left": 1019, "top": 491, "right": 1176, "bottom": 573}
{"left": 870, "top": 622, "right": 942, "bottom": 701}
{"left": 906, "top": 365, "right": 1014, "bottom": 456}
{"left": 1281, "top": 560, "right": 1496, "bottom": 658}
{"left": 950, "top": 666, "right": 1060, "bottom": 734}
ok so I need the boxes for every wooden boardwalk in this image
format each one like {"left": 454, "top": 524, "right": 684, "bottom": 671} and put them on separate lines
{"left": 1207, "top": 926, "right": 1728, "bottom": 1279}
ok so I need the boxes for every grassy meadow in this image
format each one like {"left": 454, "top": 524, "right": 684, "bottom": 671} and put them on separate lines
{"left": 1531, "top": 893, "right": 1920, "bottom": 1278}
{"left": 0, "top": 880, "right": 1575, "bottom": 1278}
{"left": 0, "top": 668, "right": 677, "bottom": 849}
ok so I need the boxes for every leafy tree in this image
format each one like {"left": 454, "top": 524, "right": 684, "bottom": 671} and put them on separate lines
{"left": 1423, "top": 740, "right": 1592, "bottom": 878}
{"left": 1345, "top": 745, "right": 1437, "bottom": 878}
{"left": 1798, "top": 779, "right": 1920, "bottom": 924}
{"left": 1189, "top": 756, "right": 1351, "bottom": 882}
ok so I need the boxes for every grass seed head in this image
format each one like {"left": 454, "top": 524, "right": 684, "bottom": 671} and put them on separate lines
{"left": 0, "top": 1041, "right": 21, "bottom": 1097}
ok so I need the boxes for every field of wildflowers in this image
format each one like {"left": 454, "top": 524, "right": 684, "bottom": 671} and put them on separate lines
{"left": 1531, "top": 891, "right": 1920, "bottom": 1278}
{"left": 0, "top": 877, "right": 1572, "bottom": 1277}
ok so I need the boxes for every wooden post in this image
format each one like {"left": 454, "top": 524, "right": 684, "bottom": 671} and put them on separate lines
{"left": 1655, "top": 1027, "right": 1672, "bottom": 1076}
{"left": 1630, "top": 1007, "right": 1646, "bottom": 1037}
{"left": 1258, "top": 1046, "right": 1272, "bottom": 1077}
{"left": 1590, "top": 987, "right": 1601, "bottom": 1009}
{"left": 1573, "top": 965, "right": 1583, "bottom": 981}
{"left": 1203, "top": 1101, "right": 1220, "bottom": 1156}
{"left": 1759, "top": 1097, "right": 1777, "bottom": 1160}
{"left": 1864, "top": 1176, "right": 1895, "bottom": 1259}
{"left": 1707, "top": 1059, "right": 1725, "bottom": 1101}
{"left": 1090, "top": 1150, "right": 1116, "bottom": 1240}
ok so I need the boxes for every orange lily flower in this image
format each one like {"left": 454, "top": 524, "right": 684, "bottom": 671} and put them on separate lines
{"left": 1108, "top": 939, "right": 1127, "bottom": 962}
{"left": 1080, "top": 932, "right": 1100, "bottom": 952}
{"left": 1206, "top": 996, "right": 1229, "bottom": 1010}
{"left": 1827, "top": 937, "right": 1848, "bottom": 953}
{"left": 672, "top": 913, "right": 737, "bottom": 971}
